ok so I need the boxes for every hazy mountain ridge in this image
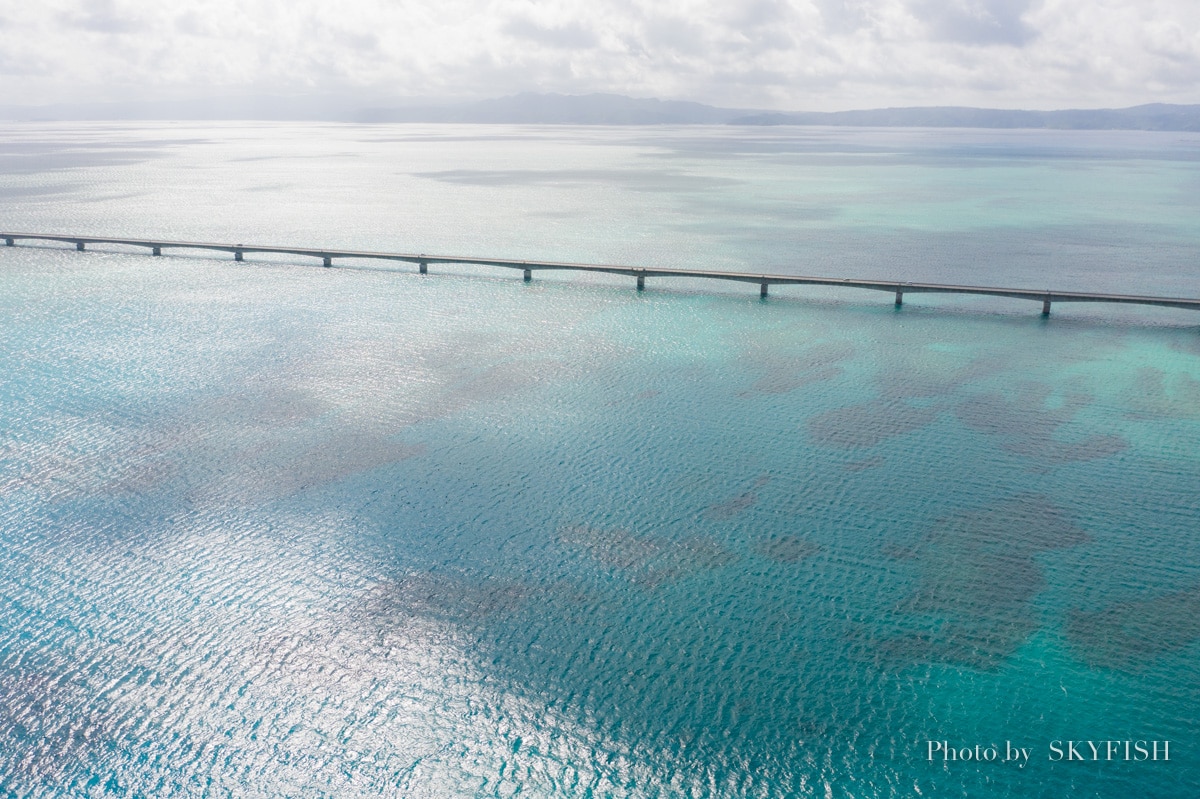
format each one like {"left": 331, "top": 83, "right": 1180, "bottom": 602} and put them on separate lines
{"left": 358, "top": 93, "right": 748, "bottom": 124}
{"left": 3, "top": 92, "right": 1199, "bottom": 130}
{"left": 732, "top": 103, "right": 1200, "bottom": 131}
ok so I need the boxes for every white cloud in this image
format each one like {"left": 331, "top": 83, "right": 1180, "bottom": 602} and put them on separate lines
{"left": 908, "top": 0, "right": 1037, "bottom": 47}
{"left": 1, "top": 0, "right": 1197, "bottom": 110}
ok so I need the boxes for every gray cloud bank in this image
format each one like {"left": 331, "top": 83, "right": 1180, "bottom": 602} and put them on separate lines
{"left": 1, "top": 0, "right": 1197, "bottom": 112}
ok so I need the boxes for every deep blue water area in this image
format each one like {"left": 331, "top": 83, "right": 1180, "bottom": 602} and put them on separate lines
{"left": 1, "top": 124, "right": 1199, "bottom": 797}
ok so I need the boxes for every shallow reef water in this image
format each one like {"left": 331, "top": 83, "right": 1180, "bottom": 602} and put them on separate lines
{"left": 1, "top": 123, "right": 1198, "bottom": 797}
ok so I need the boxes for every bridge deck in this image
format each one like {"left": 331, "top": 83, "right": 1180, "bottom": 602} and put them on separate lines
{"left": 4, "top": 231, "right": 1200, "bottom": 313}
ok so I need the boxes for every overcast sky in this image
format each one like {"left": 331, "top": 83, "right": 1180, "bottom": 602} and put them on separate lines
{"left": 2, "top": 0, "right": 1197, "bottom": 111}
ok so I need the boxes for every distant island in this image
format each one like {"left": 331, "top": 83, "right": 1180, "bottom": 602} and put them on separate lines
{"left": 5, "top": 92, "right": 1200, "bottom": 130}
{"left": 359, "top": 94, "right": 1200, "bottom": 131}
{"left": 727, "top": 103, "right": 1200, "bottom": 131}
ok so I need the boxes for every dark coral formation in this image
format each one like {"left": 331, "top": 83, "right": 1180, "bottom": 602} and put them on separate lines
{"left": 867, "top": 494, "right": 1088, "bottom": 670}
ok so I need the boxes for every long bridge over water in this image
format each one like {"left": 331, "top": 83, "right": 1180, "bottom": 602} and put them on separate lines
{"left": 5, "top": 231, "right": 1200, "bottom": 318}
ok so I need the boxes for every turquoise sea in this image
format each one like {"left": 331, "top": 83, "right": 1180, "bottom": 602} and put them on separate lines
{"left": 1, "top": 123, "right": 1199, "bottom": 797}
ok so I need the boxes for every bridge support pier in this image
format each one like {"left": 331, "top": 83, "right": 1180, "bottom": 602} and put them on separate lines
{"left": 636, "top": 274, "right": 645, "bottom": 291}
{"left": 152, "top": 246, "right": 161, "bottom": 256}
{"left": 323, "top": 256, "right": 332, "bottom": 267}
{"left": 760, "top": 282, "right": 769, "bottom": 298}
{"left": 234, "top": 250, "right": 243, "bottom": 262}
{"left": 1042, "top": 297, "right": 1051, "bottom": 316}
{"left": 76, "top": 242, "right": 85, "bottom": 251}
{"left": 419, "top": 260, "right": 427, "bottom": 275}
{"left": 5, "top": 237, "right": 13, "bottom": 246}
{"left": 523, "top": 268, "right": 532, "bottom": 282}
{"left": 895, "top": 289, "right": 903, "bottom": 306}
